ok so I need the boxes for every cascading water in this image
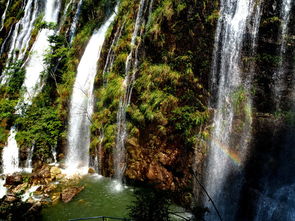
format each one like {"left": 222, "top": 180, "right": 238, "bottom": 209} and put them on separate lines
{"left": 252, "top": 1, "right": 295, "bottom": 220}
{"left": 0, "top": 177, "right": 7, "bottom": 199}
{"left": 204, "top": 1, "right": 261, "bottom": 220}
{"left": 102, "top": 23, "right": 124, "bottom": 84}
{"left": 24, "top": 144, "right": 35, "bottom": 173}
{"left": 273, "top": 0, "right": 292, "bottom": 110}
{"left": 114, "top": 0, "right": 153, "bottom": 183}
{"left": 69, "top": 0, "right": 83, "bottom": 43}
{"left": 64, "top": 10, "right": 117, "bottom": 176}
{"left": 0, "top": 0, "right": 11, "bottom": 31}
{"left": 1, "top": 0, "right": 61, "bottom": 175}
{"left": 2, "top": 128, "right": 20, "bottom": 174}
{"left": 0, "top": 0, "right": 39, "bottom": 85}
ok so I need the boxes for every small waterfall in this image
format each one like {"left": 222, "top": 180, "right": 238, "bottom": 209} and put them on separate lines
{"left": 0, "top": 0, "right": 39, "bottom": 85}
{"left": 52, "top": 145, "right": 58, "bottom": 165}
{"left": 114, "top": 0, "right": 153, "bottom": 182}
{"left": 0, "top": 0, "right": 11, "bottom": 31}
{"left": 0, "top": 177, "right": 7, "bottom": 199}
{"left": 69, "top": 0, "right": 83, "bottom": 43}
{"left": 273, "top": 0, "right": 292, "bottom": 110}
{"left": 204, "top": 0, "right": 261, "bottom": 220}
{"left": 58, "top": 0, "right": 74, "bottom": 31}
{"left": 1, "top": 0, "right": 61, "bottom": 175}
{"left": 65, "top": 10, "right": 117, "bottom": 176}
{"left": 2, "top": 128, "right": 20, "bottom": 174}
{"left": 24, "top": 144, "right": 35, "bottom": 173}
{"left": 102, "top": 23, "right": 124, "bottom": 84}
{"left": 0, "top": 27, "right": 13, "bottom": 55}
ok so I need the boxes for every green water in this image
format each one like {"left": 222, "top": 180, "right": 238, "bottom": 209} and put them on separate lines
{"left": 41, "top": 175, "right": 135, "bottom": 221}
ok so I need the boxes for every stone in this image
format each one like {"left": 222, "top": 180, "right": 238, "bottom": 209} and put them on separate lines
{"left": 61, "top": 186, "right": 84, "bottom": 203}
{"left": 56, "top": 174, "right": 65, "bottom": 180}
{"left": 50, "top": 166, "right": 61, "bottom": 178}
{"left": 5, "top": 174, "right": 23, "bottom": 186}
{"left": 43, "top": 184, "right": 57, "bottom": 193}
{"left": 12, "top": 183, "right": 28, "bottom": 194}
{"left": 51, "top": 192, "right": 61, "bottom": 205}
{"left": 4, "top": 194, "right": 18, "bottom": 203}
{"left": 88, "top": 168, "right": 96, "bottom": 174}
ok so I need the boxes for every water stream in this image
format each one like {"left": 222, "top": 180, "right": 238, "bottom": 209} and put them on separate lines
{"left": 273, "top": 0, "right": 292, "bottom": 110}
{"left": 1, "top": 0, "right": 61, "bottom": 175}
{"left": 65, "top": 10, "right": 117, "bottom": 176}
{"left": 114, "top": 0, "right": 153, "bottom": 183}
{"left": 205, "top": 0, "right": 262, "bottom": 220}
{"left": 69, "top": 0, "right": 83, "bottom": 43}
{"left": 0, "top": 0, "right": 39, "bottom": 85}
{"left": 0, "top": 0, "right": 11, "bottom": 31}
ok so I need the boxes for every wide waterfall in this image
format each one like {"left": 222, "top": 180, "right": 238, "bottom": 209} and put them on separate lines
{"left": 204, "top": 0, "right": 261, "bottom": 220}
{"left": 114, "top": 0, "right": 153, "bottom": 182}
{"left": 1, "top": 0, "right": 61, "bottom": 174}
{"left": 0, "top": 0, "right": 39, "bottom": 85}
{"left": 65, "top": 10, "right": 117, "bottom": 176}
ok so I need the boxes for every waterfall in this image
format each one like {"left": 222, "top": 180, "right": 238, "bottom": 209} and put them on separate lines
{"left": 114, "top": 0, "right": 153, "bottom": 182}
{"left": 0, "top": 0, "right": 11, "bottom": 31}
{"left": 58, "top": 0, "right": 74, "bottom": 31}
{"left": 24, "top": 144, "right": 35, "bottom": 173}
{"left": 102, "top": 23, "right": 124, "bottom": 84}
{"left": 204, "top": 0, "right": 261, "bottom": 220}
{"left": 0, "top": 0, "right": 39, "bottom": 85}
{"left": 1, "top": 0, "right": 61, "bottom": 175}
{"left": 64, "top": 10, "right": 117, "bottom": 176}
{"left": 253, "top": 2, "right": 295, "bottom": 219}
{"left": 0, "top": 177, "right": 7, "bottom": 199}
{"left": 21, "top": 0, "right": 60, "bottom": 106}
{"left": 273, "top": 0, "right": 292, "bottom": 110}
{"left": 69, "top": 0, "right": 83, "bottom": 43}
{"left": 2, "top": 128, "right": 20, "bottom": 174}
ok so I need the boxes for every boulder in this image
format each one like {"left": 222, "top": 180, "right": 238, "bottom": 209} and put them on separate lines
{"left": 43, "top": 184, "right": 57, "bottom": 193}
{"left": 4, "top": 193, "right": 19, "bottom": 203}
{"left": 5, "top": 174, "right": 23, "bottom": 186}
{"left": 50, "top": 167, "right": 61, "bottom": 178}
{"left": 51, "top": 192, "right": 61, "bottom": 204}
{"left": 56, "top": 174, "right": 65, "bottom": 180}
{"left": 88, "top": 168, "right": 96, "bottom": 174}
{"left": 61, "top": 186, "right": 84, "bottom": 203}
{"left": 12, "top": 183, "right": 28, "bottom": 194}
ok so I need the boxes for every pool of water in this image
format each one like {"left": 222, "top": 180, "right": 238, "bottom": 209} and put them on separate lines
{"left": 41, "top": 174, "right": 192, "bottom": 221}
{"left": 41, "top": 175, "right": 135, "bottom": 221}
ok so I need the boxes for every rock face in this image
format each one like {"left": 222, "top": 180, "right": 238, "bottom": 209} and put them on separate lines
{"left": 61, "top": 186, "right": 84, "bottom": 203}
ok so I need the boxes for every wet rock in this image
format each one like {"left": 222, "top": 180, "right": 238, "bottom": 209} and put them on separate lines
{"left": 51, "top": 192, "right": 61, "bottom": 204}
{"left": 88, "top": 168, "right": 96, "bottom": 174}
{"left": 56, "top": 173, "right": 65, "bottom": 180}
{"left": 61, "top": 186, "right": 84, "bottom": 203}
{"left": 12, "top": 183, "right": 28, "bottom": 194}
{"left": 50, "top": 167, "right": 61, "bottom": 178}
{"left": 4, "top": 193, "right": 19, "bottom": 203}
{"left": 43, "top": 184, "right": 57, "bottom": 194}
{"left": 5, "top": 174, "right": 23, "bottom": 186}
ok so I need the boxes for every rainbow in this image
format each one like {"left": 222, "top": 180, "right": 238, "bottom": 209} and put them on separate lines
{"left": 211, "top": 138, "right": 242, "bottom": 165}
